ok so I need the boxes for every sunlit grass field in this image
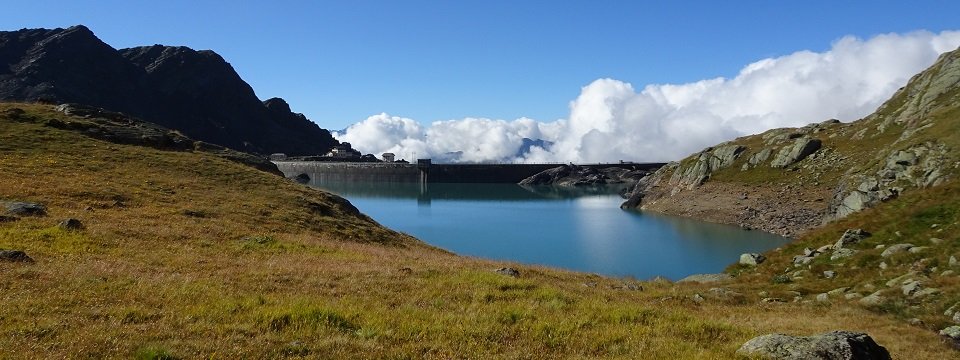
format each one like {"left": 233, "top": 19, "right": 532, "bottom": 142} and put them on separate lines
{"left": 0, "top": 103, "right": 954, "bottom": 358}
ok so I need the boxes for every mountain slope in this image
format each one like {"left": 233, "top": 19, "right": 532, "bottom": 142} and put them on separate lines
{"left": 625, "top": 46, "right": 960, "bottom": 238}
{"left": 0, "top": 25, "right": 338, "bottom": 156}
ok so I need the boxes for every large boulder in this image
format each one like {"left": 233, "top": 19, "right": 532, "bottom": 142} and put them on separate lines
{"left": 0, "top": 250, "right": 34, "bottom": 263}
{"left": 740, "top": 253, "right": 766, "bottom": 266}
{"left": 941, "top": 326, "right": 960, "bottom": 349}
{"left": 770, "top": 137, "right": 822, "bottom": 168}
{"left": 737, "top": 331, "right": 891, "bottom": 360}
{"left": 2, "top": 201, "right": 46, "bottom": 216}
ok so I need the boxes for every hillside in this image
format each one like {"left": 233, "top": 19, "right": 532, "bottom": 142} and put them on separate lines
{"left": 2, "top": 103, "right": 956, "bottom": 358}
{"left": 0, "top": 25, "right": 338, "bottom": 156}
{"left": 625, "top": 46, "right": 960, "bottom": 238}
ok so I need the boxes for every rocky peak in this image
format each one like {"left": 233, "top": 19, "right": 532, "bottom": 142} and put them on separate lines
{"left": 0, "top": 25, "right": 339, "bottom": 156}
{"left": 264, "top": 97, "right": 292, "bottom": 113}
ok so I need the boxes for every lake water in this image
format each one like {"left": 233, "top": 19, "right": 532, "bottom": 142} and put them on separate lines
{"left": 308, "top": 180, "right": 789, "bottom": 280}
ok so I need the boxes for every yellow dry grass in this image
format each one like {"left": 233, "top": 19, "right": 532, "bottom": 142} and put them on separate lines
{"left": 0, "top": 103, "right": 955, "bottom": 359}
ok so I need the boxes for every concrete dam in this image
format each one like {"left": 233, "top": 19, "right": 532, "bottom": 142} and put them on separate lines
{"left": 274, "top": 160, "right": 667, "bottom": 184}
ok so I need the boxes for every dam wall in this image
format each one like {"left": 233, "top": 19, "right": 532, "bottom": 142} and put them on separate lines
{"left": 275, "top": 161, "right": 666, "bottom": 184}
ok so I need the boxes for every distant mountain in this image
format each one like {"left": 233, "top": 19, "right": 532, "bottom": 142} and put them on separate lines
{"left": 0, "top": 25, "right": 338, "bottom": 156}
{"left": 518, "top": 138, "right": 553, "bottom": 157}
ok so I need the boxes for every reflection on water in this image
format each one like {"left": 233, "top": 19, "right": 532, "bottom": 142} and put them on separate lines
{"left": 309, "top": 180, "right": 789, "bottom": 280}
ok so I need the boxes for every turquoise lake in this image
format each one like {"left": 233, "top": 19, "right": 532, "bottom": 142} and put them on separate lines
{"left": 308, "top": 180, "right": 790, "bottom": 280}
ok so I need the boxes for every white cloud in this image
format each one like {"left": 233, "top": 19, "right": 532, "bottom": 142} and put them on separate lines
{"left": 336, "top": 30, "right": 960, "bottom": 163}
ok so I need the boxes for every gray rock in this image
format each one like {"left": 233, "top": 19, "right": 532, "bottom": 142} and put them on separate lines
{"left": 58, "top": 218, "right": 83, "bottom": 230}
{"left": 912, "top": 288, "right": 940, "bottom": 298}
{"left": 831, "top": 248, "right": 858, "bottom": 261}
{"left": 748, "top": 148, "right": 773, "bottom": 166}
{"left": 761, "top": 297, "right": 786, "bottom": 303}
{"left": 736, "top": 330, "right": 891, "bottom": 360}
{"left": 940, "top": 326, "right": 960, "bottom": 349}
{"left": 494, "top": 267, "right": 520, "bottom": 277}
{"left": 835, "top": 229, "right": 871, "bottom": 248}
{"left": 677, "top": 273, "right": 732, "bottom": 284}
{"left": 942, "top": 270, "right": 955, "bottom": 277}
{"left": 740, "top": 253, "right": 766, "bottom": 266}
{"left": 885, "top": 272, "right": 918, "bottom": 287}
{"left": 838, "top": 191, "right": 874, "bottom": 217}
{"left": 929, "top": 237, "right": 943, "bottom": 244}
{"left": 950, "top": 256, "right": 957, "bottom": 267}
{"left": 901, "top": 281, "right": 922, "bottom": 296}
{"left": 828, "top": 287, "right": 850, "bottom": 296}
{"left": 816, "top": 293, "right": 830, "bottom": 302}
{"left": 880, "top": 244, "right": 915, "bottom": 257}
{"left": 692, "top": 293, "right": 705, "bottom": 303}
{"left": 859, "top": 292, "right": 885, "bottom": 306}
{"left": 824, "top": 270, "right": 837, "bottom": 279}
{"left": 770, "top": 137, "right": 822, "bottom": 168}
{"left": 844, "top": 293, "right": 863, "bottom": 300}
{"left": 0, "top": 250, "right": 34, "bottom": 263}
{"left": 954, "top": 311, "right": 960, "bottom": 324}
{"left": 908, "top": 246, "right": 928, "bottom": 254}
{"left": 2, "top": 201, "right": 46, "bottom": 216}
{"left": 857, "top": 179, "right": 879, "bottom": 193}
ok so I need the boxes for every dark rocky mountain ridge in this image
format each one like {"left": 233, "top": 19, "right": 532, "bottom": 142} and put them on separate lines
{"left": 0, "top": 25, "right": 338, "bottom": 156}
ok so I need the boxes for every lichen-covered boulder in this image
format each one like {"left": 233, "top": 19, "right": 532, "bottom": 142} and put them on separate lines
{"left": 737, "top": 331, "right": 891, "bottom": 359}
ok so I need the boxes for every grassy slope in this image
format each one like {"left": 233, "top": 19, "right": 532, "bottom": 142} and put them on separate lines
{"left": 0, "top": 103, "right": 954, "bottom": 359}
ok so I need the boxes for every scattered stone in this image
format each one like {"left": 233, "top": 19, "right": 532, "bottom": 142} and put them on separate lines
{"left": 692, "top": 293, "right": 705, "bottom": 303}
{"left": 677, "top": 273, "right": 732, "bottom": 284}
{"left": 901, "top": 281, "right": 923, "bottom": 296}
{"left": 912, "top": 288, "right": 940, "bottom": 298}
{"left": 859, "top": 292, "right": 885, "bottom": 306}
{"left": 908, "top": 246, "right": 928, "bottom": 254}
{"left": 831, "top": 248, "right": 858, "bottom": 261}
{"left": 816, "top": 293, "right": 830, "bottom": 302}
{"left": 823, "top": 270, "right": 837, "bottom": 279}
{"left": 58, "top": 218, "right": 83, "bottom": 230}
{"left": 2, "top": 201, "right": 46, "bottom": 216}
{"left": 942, "top": 270, "right": 955, "bottom": 277}
{"left": 885, "top": 272, "right": 918, "bottom": 287}
{"left": 740, "top": 253, "right": 766, "bottom": 266}
{"left": 950, "top": 256, "right": 958, "bottom": 267}
{"left": 828, "top": 287, "right": 850, "bottom": 296}
{"left": 761, "top": 297, "right": 786, "bottom": 303}
{"left": 875, "top": 244, "right": 885, "bottom": 249}
{"left": 929, "top": 237, "right": 943, "bottom": 245}
{"left": 879, "top": 262, "right": 888, "bottom": 270}
{"left": 946, "top": 303, "right": 960, "bottom": 317}
{"left": 0, "top": 250, "right": 34, "bottom": 263}
{"left": 881, "top": 244, "right": 915, "bottom": 257}
{"left": 940, "top": 326, "right": 960, "bottom": 349}
{"left": 844, "top": 293, "right": 863, "bottom": 300}
{"left": 736, "top": 331, "right": 891, "bottom": 360}
{"left": 495, "top": 267, "right": 520, "bottom": 277}
{"left": 907, "top": 318, "right": 924, "bottom": 326}
{"left": 817, "top": 244, "right": 835, "bottom": 253}
{"left": 954, "top": 311, "right": 960, "bottom": 324}
{"left": 835, "top": 229, "right": 871, "bottom": 249}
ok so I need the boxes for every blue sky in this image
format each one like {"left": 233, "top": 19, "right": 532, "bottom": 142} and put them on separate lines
{"left": 3, "top": 1, "right": 959, "bottom": 131}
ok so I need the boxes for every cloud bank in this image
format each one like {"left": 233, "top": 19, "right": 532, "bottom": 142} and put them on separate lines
{"left": 335, "top": 31, "right": 960, "bottom": 163}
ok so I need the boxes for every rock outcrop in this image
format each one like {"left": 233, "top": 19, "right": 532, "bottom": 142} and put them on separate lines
{"left": 737, "top": 331, "right": 891, "bottom": 360}
{"left": 0, "top": 25, "right": 339, "bottom": 156}
{"left": 519, "top": 164, "right": 649, "bottom": 187}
